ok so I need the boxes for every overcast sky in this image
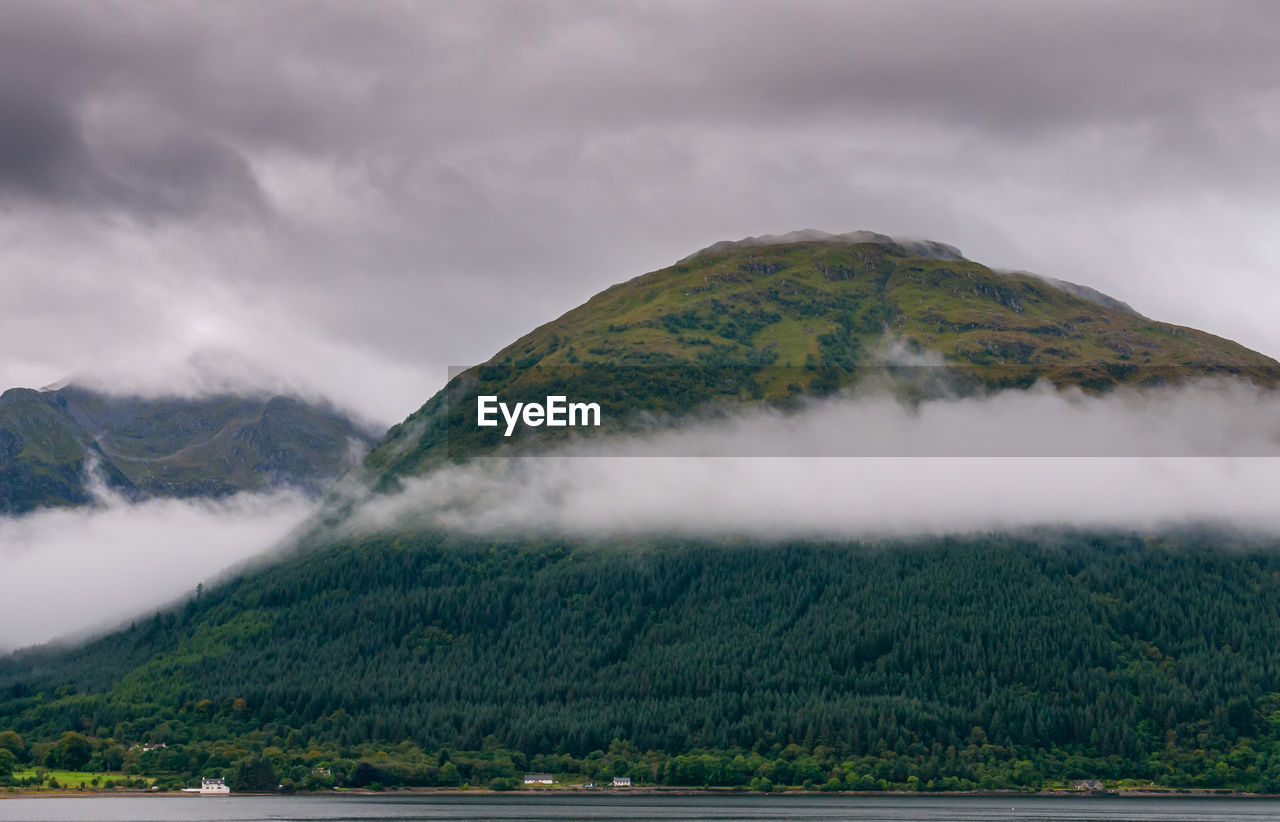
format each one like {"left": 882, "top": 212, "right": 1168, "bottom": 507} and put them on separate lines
{"left": 2, "top": 0, "right": 1279, "bottom": 426}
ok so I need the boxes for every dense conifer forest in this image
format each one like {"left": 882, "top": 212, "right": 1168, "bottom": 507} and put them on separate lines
{"left": 4, "top": 530, "right": 1280, "bottom": 792}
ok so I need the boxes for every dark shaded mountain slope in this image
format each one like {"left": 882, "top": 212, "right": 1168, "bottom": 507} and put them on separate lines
{"left": 0, "top": 384, "right": 379, "bottom": 514}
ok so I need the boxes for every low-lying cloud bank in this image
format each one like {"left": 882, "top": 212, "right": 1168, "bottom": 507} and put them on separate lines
{"left": 346, "top": 379, "right": 1280, "bottom": 539}
{"left": 8, "top": 379, "right": 1277, "bottom": 650}
{"left": 0, "top": 488, "right": 316, "bottom": 652}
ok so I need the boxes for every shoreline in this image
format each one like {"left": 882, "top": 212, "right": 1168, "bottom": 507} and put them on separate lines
{"left": 2, "top": 786, "right": 1273, "bottom": 800}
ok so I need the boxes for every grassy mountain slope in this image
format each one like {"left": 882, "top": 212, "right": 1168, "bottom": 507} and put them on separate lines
{"left": 0, "top": 385, "right": 379, "bottom": 515}
{"left": 367, "top": 234, "right": 1277, "bottom": 480}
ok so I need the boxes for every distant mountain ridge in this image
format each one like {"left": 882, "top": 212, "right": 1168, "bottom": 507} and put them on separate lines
{"left": 0, "top": 384, "right": 380, "bottom": 515}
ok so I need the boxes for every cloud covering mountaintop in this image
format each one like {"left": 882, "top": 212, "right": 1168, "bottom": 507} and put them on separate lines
{"left": 678, "top": 230, "right": 966, "bottom": 264}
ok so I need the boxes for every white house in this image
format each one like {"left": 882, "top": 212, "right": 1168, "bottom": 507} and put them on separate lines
{"left": 612, "top": 776, "right": 632, "bottom": 787}
{"left": 181, "top": 777, "right": 230, "bottom": 795}
{"left": 523, "top": 773, "right": 554, "bottom": 785}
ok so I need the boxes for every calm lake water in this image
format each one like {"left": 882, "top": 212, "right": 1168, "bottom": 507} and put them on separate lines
{"left": 2, "top": 795, "right": 1280, "bottom": 822}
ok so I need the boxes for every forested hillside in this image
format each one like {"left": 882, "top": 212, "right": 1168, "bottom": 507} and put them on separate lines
{"left": 4, "top": 531, "right": 1280, "bottom": 792}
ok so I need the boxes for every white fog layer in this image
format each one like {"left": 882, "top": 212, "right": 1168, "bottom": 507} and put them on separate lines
{"left": 0, "top": 490, "right": 316, "bottom": 651}
{"left": 345, "top": 381, "right": 1280, "bottom": 538}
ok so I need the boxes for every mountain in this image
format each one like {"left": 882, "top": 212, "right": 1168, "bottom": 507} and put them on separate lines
{"left": 365, "top": 230, "right": 1276, "bottom": 482}
{"left": 2, "top": 232, "right": 1280, "bottom": 794}
{"left": 0, "top": 384, "right": 380, "bottom": 515}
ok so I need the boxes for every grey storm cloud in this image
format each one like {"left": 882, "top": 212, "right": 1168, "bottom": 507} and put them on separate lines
{"left": 0, "top": 91, "right": 93, "bottom": 200}
{"left": 3, "top": 1, "right": 1278, "bottom": 219}
{"left": 0, "top": 86, "right": 266, "bottom": 221}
